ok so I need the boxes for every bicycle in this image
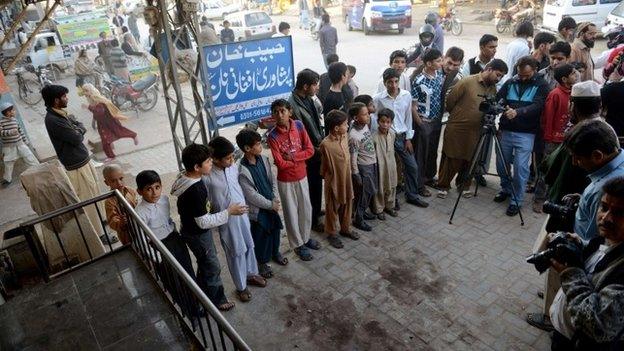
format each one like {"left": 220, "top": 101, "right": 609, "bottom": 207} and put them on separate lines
{"left": 15, "top": 66, "right": 42, "bottom": 106}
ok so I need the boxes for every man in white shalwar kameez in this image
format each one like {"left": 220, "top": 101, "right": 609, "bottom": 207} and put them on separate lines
{"left": 204, "top": 137, "right": 267, "bottom": 302}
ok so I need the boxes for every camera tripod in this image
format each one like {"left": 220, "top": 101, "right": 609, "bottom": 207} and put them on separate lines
{"left": 448, "top": 116, "right": 525, "bottom": 226}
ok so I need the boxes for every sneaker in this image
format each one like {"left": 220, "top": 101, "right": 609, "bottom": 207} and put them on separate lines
{"left": 353, "top": 221, "right": 372, "bottom": 232}
{"left": 493, "top": 192, "right": 510, "bottom": 203}
{"left": 461, "top": 190, "right": 473, "bottom": 198}
{"left": 419, "top": 188, "right": 432, "bottom": 197}
{"left": 437, "top": 190, "right": 448, "bottom": 199}
{"left": 294, "top": 246, "right": 313, "bottom": 261}
{"left": 327, "top": 235, "right": 344, "bottom": 249}
{"left": 304, "top": 239, "right": 321, "bottom": 250}
{"left": 526, "top": 313, "right": 554, "bottom": 332}
{"left": 99, "top": 234, "right": 119, "bottom": 244}
{"left": 506, "top": 204, "right": 520, "bottom": 216}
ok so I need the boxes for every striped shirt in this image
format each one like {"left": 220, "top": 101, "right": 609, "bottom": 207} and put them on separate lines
{"left": 0, "top": 117, "right": 26, "bottom": 146}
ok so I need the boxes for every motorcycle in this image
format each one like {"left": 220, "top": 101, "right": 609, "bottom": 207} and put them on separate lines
{"left": 495, "top": 6, "right": 541, "bottom": 34}
{"left": 101, "top": 73, "right": 159, "bottom": 113}
{"left": 440, "top": 7, "right": 463, "bottom": 36}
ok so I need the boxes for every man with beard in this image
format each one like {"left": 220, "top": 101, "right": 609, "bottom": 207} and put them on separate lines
{"left": 548, "top": 137, "right": 624, "bottom": 351}
{"left": 570, "top": 22, "right": 598, "bottom": 82}
{"left": 436, "top": 59, "right": 508, "bottom": 198}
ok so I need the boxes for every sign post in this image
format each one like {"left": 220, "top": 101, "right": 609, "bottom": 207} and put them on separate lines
{"left": 201, "top": 36, "right": 295, "bottom": 130}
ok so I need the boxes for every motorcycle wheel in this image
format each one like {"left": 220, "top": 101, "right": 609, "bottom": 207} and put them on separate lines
{"left": 137, "top": 88, "right": 158, "bottom": 112}
{"left": 451, "top": 19, "right": 462, "bottom": 36}
{"left": 347, "top": 16, "right": 352, "bottom": 31}
{"left": 496, "top": 21, "right": 508, "bottom": 34}
{"left": 398, "top": 28, "right": 404, "bottom": 34}
{"left": 363, "top": 19, "right": 371, "bottom": 36}
{"left": 19, "top": 79, "right": 43, "bottom": 106}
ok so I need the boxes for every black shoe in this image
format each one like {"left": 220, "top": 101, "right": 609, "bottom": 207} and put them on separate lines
{"left": 406, "top": 197, "right": 429, "bottom": 208}
{"left": 506, "top": 204, "right": 520, "bottom": 216}
{"left": 353, "top": 221, "right": 372, "bottom": 231}
{"left": 363, "top": 212, "right": 376, "bottom": 220}
{"left": 526, "top": 313, "right": 554, "bottom": 332}
{"left": 396, "top": 184, "right": 405, "bottom": 194}
{"left": 493, "top": 192, "right": 510, "bottom": 203}
{"left": 475, "top": 174, "right": 487, "bottom": 187}
{"left": 384, "top": 208, "right": 399, "bottom": 217}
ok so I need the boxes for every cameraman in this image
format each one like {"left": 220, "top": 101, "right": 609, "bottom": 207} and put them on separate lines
{"left": 567, "top": 119, "right": 624, "bottom": 241}
{"left": 436, "top": 59, "right": 508, "bottom": 198}
{"left": 549, "top": 176, "right": 624, "bottom": 350}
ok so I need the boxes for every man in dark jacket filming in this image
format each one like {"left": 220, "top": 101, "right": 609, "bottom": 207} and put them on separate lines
{"left": 494, "top": 55, "right": 549, "bottom": 216}
{"left": 549, "top": 175, "right": 624, "bottom": 350}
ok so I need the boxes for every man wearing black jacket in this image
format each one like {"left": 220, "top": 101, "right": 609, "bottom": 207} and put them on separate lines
{"left": 494, "top": 56, "right": 549, "bottom": 216}
{"left": 42, "top": 85, "right": 105, "bottom": 235}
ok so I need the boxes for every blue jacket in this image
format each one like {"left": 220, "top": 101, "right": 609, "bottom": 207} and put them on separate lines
{"left": 496, "top": 74, "right": 549, "bottom": 134}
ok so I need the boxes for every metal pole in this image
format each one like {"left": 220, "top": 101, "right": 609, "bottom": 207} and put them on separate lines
{"left": 3, "top": 0, "right": 61, "bottom": 75}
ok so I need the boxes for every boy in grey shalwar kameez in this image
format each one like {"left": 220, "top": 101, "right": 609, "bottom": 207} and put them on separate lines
{"left": 204, "top": 137, "right": 267, "bottom": 302}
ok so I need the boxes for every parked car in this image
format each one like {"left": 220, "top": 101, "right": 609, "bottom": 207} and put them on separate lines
{"left": 224, "top": 10, "right": 276, "bottom": 41}
{"left": 202, "top": 0, "right": 241, "bottom": 19}
{"left": 541, "top": 0, "right": 622, "bottom": 32}
{"left": 603, "top": 1, "right": 624, "bottom": 33}
{"left": 342, "top": 0, "right": 412, "bottom": 35}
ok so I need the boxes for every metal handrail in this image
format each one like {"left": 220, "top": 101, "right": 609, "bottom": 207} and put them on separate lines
{"left": 8, "top": 190, "right": 250, "bottom": 351}
{"left": 113, "top": 190, "right": 251, "bottom": 351}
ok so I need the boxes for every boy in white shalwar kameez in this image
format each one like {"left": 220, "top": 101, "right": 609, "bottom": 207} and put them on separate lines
{"left": 204, "top": 136, "right": 267, "bottom": 302}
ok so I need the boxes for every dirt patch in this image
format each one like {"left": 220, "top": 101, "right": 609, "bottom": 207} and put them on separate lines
{"left": 279, "top": 292, "right": 409, "bottom": 350}
{"left": 378, "top": 248, "right": 449, "bottom": 304}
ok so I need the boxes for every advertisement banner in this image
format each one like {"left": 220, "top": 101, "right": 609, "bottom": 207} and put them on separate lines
{"left": 201, "top": 36, "right": 294, "bottom": 128}
{"left": 57, "top": 17, "right": 111, "bottom": 46}
{"left": 128, "top": 54, "right": 159, "bottom": 81}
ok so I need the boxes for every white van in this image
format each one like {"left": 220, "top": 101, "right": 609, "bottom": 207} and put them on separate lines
{"left": 224, "top": 10, "right": 276, "bottom": 41}
{"left": 541, "top": 0, "right": 622, "bottom": 32}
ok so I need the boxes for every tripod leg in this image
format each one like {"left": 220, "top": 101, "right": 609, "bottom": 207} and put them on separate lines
{"left": 492, "top": 134, "right": 525, "bottom": 226}
{"left": 449, "top": 132, "right": 489, "bottom": 224}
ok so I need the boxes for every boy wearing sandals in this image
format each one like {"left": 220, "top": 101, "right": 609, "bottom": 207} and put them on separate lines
{"left": 320, "top": 110, "right": 360, "bottom": 248}
{"left": 267, "top": 99, "right": 321, "bottom": 261}
{"left": 237, "top": 129, "right": 288, "bottom": 279}
{"left": 204, "top": 136, "right": 267, "bottom": 302}
{"left": 171, "top": 143, "right": 246, "bottom": 311}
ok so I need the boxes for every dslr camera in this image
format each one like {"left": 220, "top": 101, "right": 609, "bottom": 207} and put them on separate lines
{"left": 526, "top": 232, "right": 584, "bottom": 274}
{"left": 543, "top": 199, "right": 579, "bottom": 233}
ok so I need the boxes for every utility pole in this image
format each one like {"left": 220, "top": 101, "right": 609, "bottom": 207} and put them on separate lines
{"left": 143, "top": 0, "right": 217, "bottom": 170}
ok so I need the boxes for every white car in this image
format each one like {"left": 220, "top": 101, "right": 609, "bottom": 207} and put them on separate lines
{"left": 224, "top": 10, "right": 275, "bottom": 41}
{"left": 203, "top": 0, "right": 241, "bottom": 19}
{"left": 542, "top": 0, "right": 622, "bottom": 33}
{"left": 603, "top": 1, "right": 624, "bottom": 33}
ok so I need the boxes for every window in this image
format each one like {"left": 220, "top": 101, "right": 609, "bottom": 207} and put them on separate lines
{"left": 245, "top": 12, "right": 271, "bottom": 26}
{"left": 572, "top": 0, "right": 597, "bottom": 6}
{"left": 612, "top": 1, "right": 624, "bottom": 16}
{"left": 546, "top": 0, "right": 565, "bottom": 7}
{"left": 600, "top": 0, "right": 620, "bottom": 4}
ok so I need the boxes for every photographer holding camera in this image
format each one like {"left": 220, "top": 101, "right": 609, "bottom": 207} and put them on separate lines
{"left": 494, "top": 56, "right": 549, "bottom": 216}
{"left": 548, "top": 176, "right": 624, "bottom": 350}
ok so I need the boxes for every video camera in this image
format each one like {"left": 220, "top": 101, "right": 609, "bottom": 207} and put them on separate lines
{"left": 526, "top": 232, "right": 584, "bottom": 274}
{"left": 478, "top": 94, "right": 506, "bottom": 126}
{"left": 543, "top": 200, "right": 579, "bottom": 233}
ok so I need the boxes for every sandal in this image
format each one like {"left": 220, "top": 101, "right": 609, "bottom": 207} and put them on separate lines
{"left": 217, "top": 301, "right": 235, "bottom": 311}
{"left": 236, "top": 289, "right": 252, "bottom": 302}
{"left": 327, "top": 235, "right": 344, "bottom": 249}
{"left": 247, "top": 275, "right": 267, "bottom": 287}
{"left": 273, "top": 253, "right": 289, "bottom": 266}
{"left": 294, "top": 246, "right": 313, "bottom": 261}
{"left": 526, "top": 313, "right": 554, "bottom": 332}
{"left": 340, "top": 231, "right": 360, "bottom": 240}
{"left": 259, "top": 264, "right": 273, "bottom": 279}
{"left": 376, "top": 213, "right": 386, "bottom": 221}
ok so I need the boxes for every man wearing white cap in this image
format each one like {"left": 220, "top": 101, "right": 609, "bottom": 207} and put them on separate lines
{"left": 0, "top": 102, "right": 39, "bottom": 186}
